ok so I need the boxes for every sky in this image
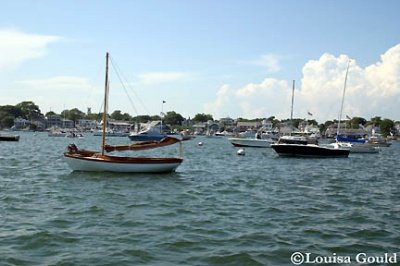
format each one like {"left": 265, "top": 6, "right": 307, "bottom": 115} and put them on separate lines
{"left": 0, "top": 0, "right": 399, "bottom": 123}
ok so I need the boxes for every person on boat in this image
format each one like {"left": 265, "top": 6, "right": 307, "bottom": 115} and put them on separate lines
{"left": 67, "top": 143, "right": 78, "bottom": 154}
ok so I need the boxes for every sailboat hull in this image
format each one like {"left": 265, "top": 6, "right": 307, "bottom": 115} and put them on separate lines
{"left": 64, "top": 153, "right": 183, "bottom": 173}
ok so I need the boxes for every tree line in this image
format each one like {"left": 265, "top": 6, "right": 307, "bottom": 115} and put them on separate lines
{"left": 0, "top": 101, "right": 215, "bottom": 129}
{"left": 0, "top": 101, "right": 398, "bottom": 136}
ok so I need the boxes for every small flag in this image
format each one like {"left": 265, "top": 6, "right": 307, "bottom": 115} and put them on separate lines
{"left": 307, "top": 111, "right": 313, "bottom": 116}
{"left": 346, "top": 115, "right": 351, "bottom": 119}
{"left": 162, "top": 100, "right": 166, "bottom": 103}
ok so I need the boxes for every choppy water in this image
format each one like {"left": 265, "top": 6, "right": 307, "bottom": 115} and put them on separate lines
{"left": 1, "top": 132, "right": 399, "bottom": 265}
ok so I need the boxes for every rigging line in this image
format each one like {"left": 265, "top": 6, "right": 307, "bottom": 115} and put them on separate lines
{"left": 109, "top": 56, "right": 150, "bottom": 115}
{"left": 108, "top": 56, "right": 140, "bottom": 116}
{"left": 337, "top": 60, "right": 351, "bottom": 136}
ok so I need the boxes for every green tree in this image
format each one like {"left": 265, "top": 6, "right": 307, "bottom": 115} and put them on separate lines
{"left": 111, "top": 110, "right": 132, "bottom": 121}
{"left": 368, "top": 116, "right": 382, "bottom": 127}
{"left": 380, "top": 119, "right": 394, "bottom": 137}
{"left": 319, "top": 120, "right": 334, "bottom": 135}
{"left": 0, "top": 105, "right": 23, "bottom": 118}
{"left": 121, "top": 112, "right": 132, "bottom": 121}
{"left": 150, "top": 115, "right": 161, "bottom": 121}
{"left": 1, "top": 115, "right": 15, "bottom": 128}
{"left": 69, "top": 108, "right": 85, "bottom": 123}
{"left": 193, "top": 113, "right": 213, "bottom": 122}
{"left": 16, "top": 101, "right": 42, "bottom": 120}
{"left": 164, "top": 111, "right": 184, "bottom": 126}
{"left": 267, "top": 116, "right": 280, "bottom": 128}
{"left": 348, "top": 117, "right": 366, "bottom": 129}
{"left": 306, "top": 119, "right": 318, "bottom": 126}
{"left": 85, "top": 113, "right": 101, "bottom": 120}
{"left": 45, "top": 111, "right": 57, "bottom": 117}
{"left": 61, "top": 108, "right": 85, "bottom": 126}
{"left": 111, "top": 110, "right": 124, "bottom": 120}
{"left": 131, "top": 115, "right": 152, "bottom": 123}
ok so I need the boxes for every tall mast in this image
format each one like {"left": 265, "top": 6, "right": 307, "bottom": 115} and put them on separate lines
{"left": 290, "top": 80, "right": 295, "bottom": 122}
{"left": 101, "top": 52, "right": 109, "bottom": 156}
{"left": 337, "top": 60, "right": 351, "bottom": 138}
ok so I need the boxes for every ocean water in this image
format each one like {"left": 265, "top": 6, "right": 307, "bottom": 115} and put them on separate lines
{"left": 1, "top": 132, "right": 399, "bottom": 265}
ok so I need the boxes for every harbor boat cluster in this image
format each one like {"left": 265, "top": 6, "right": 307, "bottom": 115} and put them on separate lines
{"left": 1, "top": 55, "right": 399, "bottom": 170}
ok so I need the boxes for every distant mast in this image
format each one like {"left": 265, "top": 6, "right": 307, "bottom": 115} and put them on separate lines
{"left": 101, "top": 52, "right": 110, "bottom": 156}
{"left": 290, "top": 80, "right": 295, "bottom": 122}
{"left": 337, "top": 60, "right": 351, "bottom": 137}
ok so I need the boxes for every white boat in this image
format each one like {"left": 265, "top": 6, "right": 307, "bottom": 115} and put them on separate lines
{"left": 326, "top": 142, "right": 378, "bottom": 153}
{"left": 64, "top": 138, "right": 182, "bottom": 173}
{"left": 366, "top": 132, "right": 392, "bottom": 147}
{"left": 238, "top": 130, "right": 258, "bottom": 138}
{"left": 64, "top": 53, "right": 183, "bottom": 173}
{"left": 65, "top": 132, "right": 84, "bottom": 138}
{"left": 93, "top": 130, "right": 129, "bottom": 137}
{"left": 48, "top": 128, "right": 68, "bottom": 137}
{"left": 228, "top": 137, "right": 273, "bottom": 148}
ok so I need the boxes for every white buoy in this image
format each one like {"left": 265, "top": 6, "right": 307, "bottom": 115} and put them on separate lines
{"left": 198, "top": 142, "right": 203, "bottom": 146}
{"left": 237, "top": 148, "right": 245, "bottom": 156}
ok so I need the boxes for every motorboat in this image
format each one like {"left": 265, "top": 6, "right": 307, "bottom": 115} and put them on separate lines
{"left": 228, "top": 137, "right": 273, "bottom": 148}
{"left": 328, "top": 142, "right": 379, "bottom": 154}
{"left": 128, "top": 122, "right": 181, "bottom": 142}
{"left": 93, "top": 130, "right": 129, "bottom": 137}
{"left": 0, "top": 134, "right": 20, "bottom": 141}
{"left": 366, "top": 133, "right": 392, "bottom": 147}
{"left": 271, "top": 142, "right": 350, "bottom": 158}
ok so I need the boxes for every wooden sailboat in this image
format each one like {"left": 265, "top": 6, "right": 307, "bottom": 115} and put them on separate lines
{"left": 64, "top": 53, "right": 183, "bottom": 173}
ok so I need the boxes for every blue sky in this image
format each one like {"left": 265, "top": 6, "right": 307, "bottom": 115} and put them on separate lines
{"left": 1, "top": 0, "right": 399, "bottom": 122}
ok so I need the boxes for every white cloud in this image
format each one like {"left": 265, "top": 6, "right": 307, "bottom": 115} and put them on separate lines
{"left": 365, "top": 44, "right": 400, "bottom": 97}
{"left": 0, "top": 29, "right": 61, "bottom": 69}
{"left": 244, "top": 54, "right": 281, "bottom": 73}
{"left": 204, "top": 79, "right": 292, "bottom": 119}
{"left": 205, "top": 45, "right": 400, "bottom": 122}
{"left": 203, "top": 84, "right": 236, "bottom": 118}
{"left": 137, "top": 72, "right": 191, "bottom": 85}
{"left": 16, "top": 76, "right": 93, "bottom": 91}
{"left": 11, "top": 76, "right": 99, "bottom": 113}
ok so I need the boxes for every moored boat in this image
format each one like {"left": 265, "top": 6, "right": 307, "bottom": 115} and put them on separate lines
{"left": 64, "top": 138, "right": 183, "bottom": 173}
{"left": 271, "top": 143, "right": 350, "bottom": 158}
{"left": 228, "top": 137, "right": 273, "bottom": 148}
{"left": 333, "top": 60, "right": 378, "bottom": 154}
{"left": 128, "top": 122, "right": 182, "bottom": 142}
{"left": 0, "top": 134, "right": 20, "bottom": 141}
{"left": 333, "top": 142, "right": 379, "bottom": 153}
{"left": 93, "top": 130, "right": 129, "bottom": 137}
{"left": 366, "top": 133, "right": 392, "bottom": 147}
{"left": 64, "top": 53, "right": 183, "bottom": 173}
